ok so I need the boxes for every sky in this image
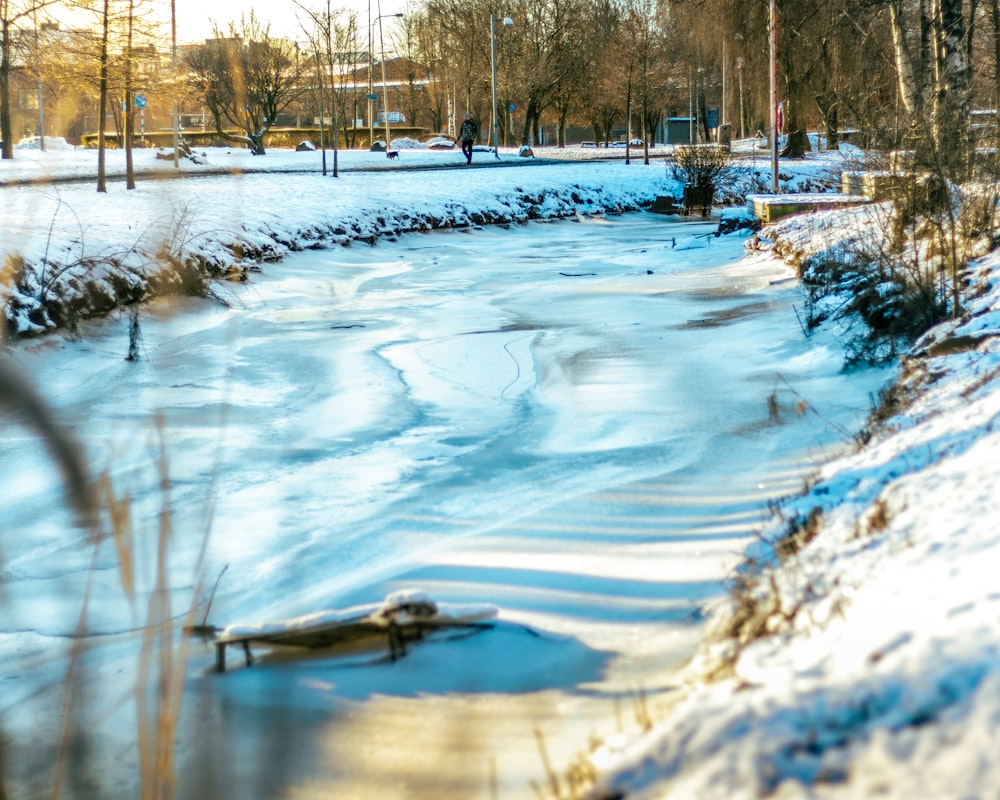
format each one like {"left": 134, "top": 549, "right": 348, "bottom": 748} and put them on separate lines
{"left": 4, "top": 140, "right": 1000, "bottom": 798}
{"left": 170, "top": 0, "right": 407, "bottom": 42}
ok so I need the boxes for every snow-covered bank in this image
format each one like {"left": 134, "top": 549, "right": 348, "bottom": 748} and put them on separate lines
{"left": 2, "top": 143, "right": 884, "bottom": 799}
{"left": 0, "top": 150, "right": 668, "bottom": 335}
{"left": 589, "top": 208, "right": 1000, "bottom": 799}
{"left": 0, "top": 143, "right": 845, "bottom": 337}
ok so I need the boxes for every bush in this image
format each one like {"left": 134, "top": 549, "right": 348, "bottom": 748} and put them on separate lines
{"left": 666, "top": 144, "right": 733, "bottom": 189}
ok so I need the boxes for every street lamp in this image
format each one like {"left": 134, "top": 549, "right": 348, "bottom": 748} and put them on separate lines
{"left": 769, "top": 0, "right": 779, "bottom": 192}
{"left": 490, "top": 14, "right": 513, "bottom": 159}
{"left": 171, "top": 0, "right": 178, "bottom": 167}
{"left": 721, "top": 40, "right": 727, "bottom": 133}
{"left": 733, "top": 33, "right": 744, "bottom": 142}
{"left": 736, "top": 56, "right": 745, "bottom": 140}
{"left": 368, "top": 6, "right": 403, "bottom": 148}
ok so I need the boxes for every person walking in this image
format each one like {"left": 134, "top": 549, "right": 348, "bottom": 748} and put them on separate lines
{"left": 459, "top": 113, "right": 478, "bottom": 165}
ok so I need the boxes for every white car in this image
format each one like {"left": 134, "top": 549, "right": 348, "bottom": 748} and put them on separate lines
{"left": 424, "top": 136, "right": 456, "bottom": 150}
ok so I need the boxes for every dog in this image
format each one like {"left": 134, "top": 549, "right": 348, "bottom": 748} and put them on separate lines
{"left": 386, "top": 150, "right": 399, "bottom": 160}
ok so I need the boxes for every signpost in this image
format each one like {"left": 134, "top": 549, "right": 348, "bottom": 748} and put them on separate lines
{"left": 134, "top": 94, "right": 147, "bottom": 145}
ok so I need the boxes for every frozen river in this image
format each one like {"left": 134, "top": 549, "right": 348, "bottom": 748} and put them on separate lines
{"left": 1, "top": 212, "right": 889, "bottom": 798}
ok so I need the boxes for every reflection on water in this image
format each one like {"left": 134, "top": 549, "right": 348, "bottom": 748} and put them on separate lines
{"left": 680, "top": 299, "right": 780, "bottom": 327}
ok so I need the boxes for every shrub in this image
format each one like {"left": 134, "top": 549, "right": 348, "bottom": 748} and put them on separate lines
{"left": 666, "top": 144, "right": 733, "bottom": 189}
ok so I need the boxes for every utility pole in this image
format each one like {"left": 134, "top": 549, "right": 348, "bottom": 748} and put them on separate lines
{"left": 172, "top": 0, "right": 179, "bottom": 168}
{"left": 770, "top": 0, "right": 779, "bottom": 192}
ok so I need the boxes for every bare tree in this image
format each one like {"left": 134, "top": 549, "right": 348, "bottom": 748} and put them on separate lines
{"left": 576, "top": 0, "right": 623, "bottom": 144}
{"left": 420, "top": 0, "right": 486, "bottom": 133}
{"left": 502, "top": 0, "right": 585, "bottom": 147}
{"left": 294, "top": 2, "right": 364, "bottom": 169}
{"left": 0, "top": 0, "right": 60, "bottom": 158}
{"left": 390, "top": 13, "right": 435, "bottom": 133}
{"left": 889, "top": 0, "right": 972, "bottom": 169}
{"left": 184, "top": 12, "right": 304, "bottom": 155}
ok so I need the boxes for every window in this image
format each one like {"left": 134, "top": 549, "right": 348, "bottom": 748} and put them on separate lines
{"left": 19, "top": 89, "right": 38, "bottom": 111}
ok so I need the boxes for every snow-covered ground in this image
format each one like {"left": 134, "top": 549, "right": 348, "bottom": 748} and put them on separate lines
{"left": 588, "top": 207, "right": 1000, "bottom": 799}
{"left": 3, "top": 137, "right": 994, "bottom": 798}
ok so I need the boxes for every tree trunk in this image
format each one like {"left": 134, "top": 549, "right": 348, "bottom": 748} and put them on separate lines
{"left": 624, "top": 78, "right": 632, "bottom": 164}
{"left": 1, "top": 19, "right": 12, "bottom": 160}
{"left": 816, "top": 94, "right": 839, "bottom": 148}
{"left": 97, "top": 0, "right": 110, "bottom": 193}
{"left": 890, "top": 0, "right": 923, "bottom": 120}
{"left": 992, "top": 0, "right": 1000, "bottom": 110}
{"left": 935, "top": 0, "right": 972, "bottom": 170}
{"left": 125, "top": 0, "right": 136, "bottom": 190}
{"left": 522, "top": 97, "right": 540, "bottom": 146}
{"left": 777, "top": 38, "right": 812, "bottom": 158}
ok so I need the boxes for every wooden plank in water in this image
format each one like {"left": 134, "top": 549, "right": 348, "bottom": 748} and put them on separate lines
{"left": 210, "top": 591, "right": 498, "bottom": 672}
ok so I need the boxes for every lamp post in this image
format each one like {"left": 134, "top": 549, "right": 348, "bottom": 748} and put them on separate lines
{"left": 329, "top": 3, "right": 339, "bottom": 177}
{"left": 368, "top": 10, "right": 403, "bottom": 149}
{"left": 171, "top": 0, "right": 179, "bottom": 167}
{"left": 696, "top": 66, "right": 704, "bottom": 142}
{"left": 769, "top": 0, "right": 779, "bottom": 192}
{"left": 32, "top": 8, "right": 44, "bottom": 151}
{"left": 372, "top": 9, "right": 403, "bottom": 149}
{"left": 721, "top": 39, "right": 727, "bottom": 133}
{"left": 368, "top": 0, "right": 372, "bottom": 147}
{"left": 734, "top": 33, "right": 744, "bottom": 142}
{"left": 490, "top": 14, "right": 513, "bottom": 159}
{"left": 688, "top": 65, "right": 693, "bottom": 144}
{"left": 736, "top": 56, "right": 745, "bottom": 140}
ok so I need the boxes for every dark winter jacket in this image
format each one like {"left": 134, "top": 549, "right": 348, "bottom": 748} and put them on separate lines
{"left": 460, "top": 118, "right": 478, "bottom": 142}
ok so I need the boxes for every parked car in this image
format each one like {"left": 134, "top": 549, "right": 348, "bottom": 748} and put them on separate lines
{"left": 424, "top": 136, "right": 455, "bottom": 150}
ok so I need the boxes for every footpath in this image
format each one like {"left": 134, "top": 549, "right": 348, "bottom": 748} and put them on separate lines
{"left": 0, "top": 147, "right": 597, "bottom": 188}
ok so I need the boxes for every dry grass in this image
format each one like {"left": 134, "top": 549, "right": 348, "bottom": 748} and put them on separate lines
{"left": 0, "top": 356, "right": 97, "bottom": 799}
{"left": 0, "top": 356, "right": 211, "bottom": 800}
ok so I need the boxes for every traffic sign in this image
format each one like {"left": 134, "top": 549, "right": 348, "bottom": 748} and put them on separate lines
{"left": 135, "top": 94, "right": 148, "bottom": 109}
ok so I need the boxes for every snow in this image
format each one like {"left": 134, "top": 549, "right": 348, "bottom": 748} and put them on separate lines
{"left": 589, "top": 199, "right": 1000, "bottom": 799}
{"left": 3, "top": 138, "right": 996, "bottom": 798}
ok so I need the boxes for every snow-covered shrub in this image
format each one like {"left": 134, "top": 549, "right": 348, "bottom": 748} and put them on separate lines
{"left": 15, "top": 136, "right": 76, "bottom": 151}
{"left": 774, "top": 158, "right": 994, "bottom": 368}
{"left": 666, "top": 144, "right": 733, "bottom": 190}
